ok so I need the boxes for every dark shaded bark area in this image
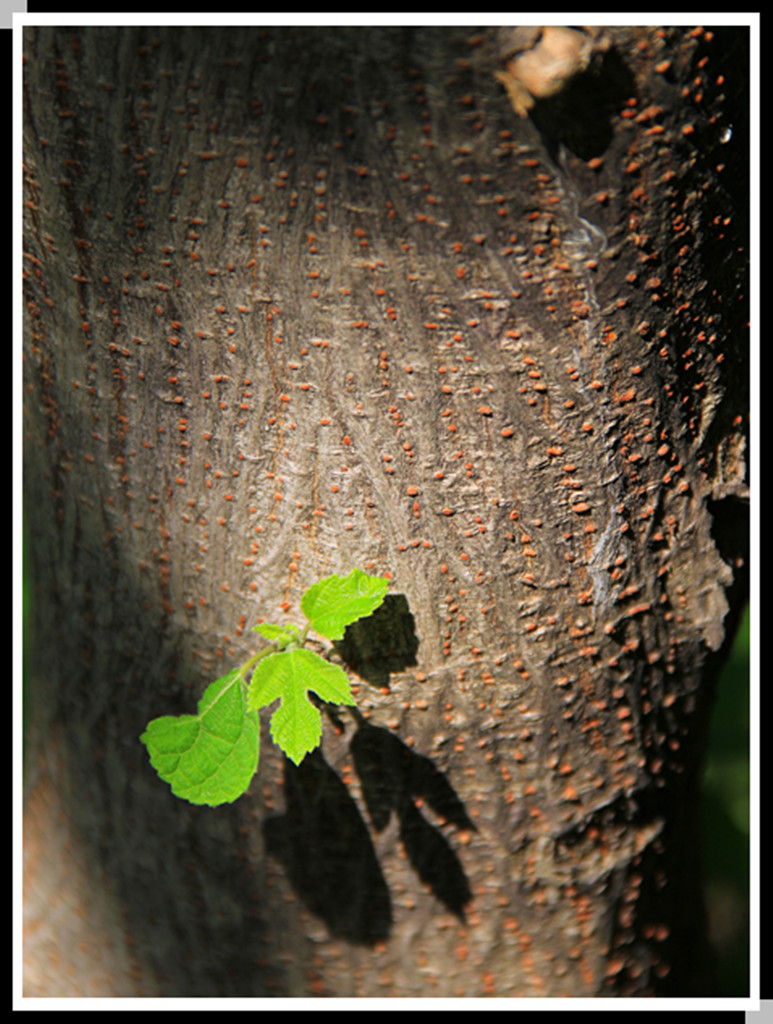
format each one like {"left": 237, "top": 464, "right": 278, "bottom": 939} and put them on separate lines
{"left": 23, "top": 26, "right": 748, "bottom": 996}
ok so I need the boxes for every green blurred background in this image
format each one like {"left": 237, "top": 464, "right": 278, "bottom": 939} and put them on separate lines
{"left": 700, "top": 603, "right": 751, "bottom": 996}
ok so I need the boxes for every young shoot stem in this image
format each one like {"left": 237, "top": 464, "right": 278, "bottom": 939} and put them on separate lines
{"left": 237, "top": 644, "right": 277, "bottom": 685}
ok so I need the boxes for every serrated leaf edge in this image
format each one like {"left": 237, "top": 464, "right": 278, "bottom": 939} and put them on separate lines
{"left": 300, "top": 568, "right": 388, "bottom": 640}
{"left": 141, "top": 669, "right": 260, "bottom": 806}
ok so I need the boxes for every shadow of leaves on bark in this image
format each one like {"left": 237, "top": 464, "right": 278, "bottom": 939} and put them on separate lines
{"left": 263, "top": 594, "right": 475, "bottom": 942}
{"left": 264, "top": 750, "right": 393, "bottom": 945}
{"left": 351, "top": 718, "right": 476, "bottom": 921}
{"left": 333, "top": 593, "right": 419, "bottom": 687}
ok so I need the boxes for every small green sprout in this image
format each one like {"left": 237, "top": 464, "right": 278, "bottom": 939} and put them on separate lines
{"left": 140, "top": 568, "right": 388, "bottom": 806}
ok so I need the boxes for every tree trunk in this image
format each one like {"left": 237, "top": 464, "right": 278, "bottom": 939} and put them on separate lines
{"left": 22, "top": 25, "right": 749, "bottom": 997}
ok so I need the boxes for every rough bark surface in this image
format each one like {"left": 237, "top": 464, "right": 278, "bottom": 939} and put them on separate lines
{"left": 23, "top": 25, "right": 749, "bottom": 997}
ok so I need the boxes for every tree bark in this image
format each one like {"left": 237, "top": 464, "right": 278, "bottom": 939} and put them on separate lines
{"left": 22, "top": 25, "right": 749, "bottom": 997}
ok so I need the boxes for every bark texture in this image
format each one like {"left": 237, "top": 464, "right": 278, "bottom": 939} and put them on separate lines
{"left": 23, "top": 25, "right": 749, "bottom": 997}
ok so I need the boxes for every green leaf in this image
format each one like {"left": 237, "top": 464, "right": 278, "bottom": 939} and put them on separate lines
{"left": 140, "top": 668, "right": 260, "bottom": 806}
{"left": 300, "top": 568, "right": 388, "bottom": 641}
{"left": 252, "top": 622, "right": 301, "bottom": 649}
{"left": 247, "top": 648, "right": 355, "bottom": 765}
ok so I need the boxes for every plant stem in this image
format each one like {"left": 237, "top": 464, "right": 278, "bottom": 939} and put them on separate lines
{"left": 237, "top": 644, "right": 276, "bottom": 683}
